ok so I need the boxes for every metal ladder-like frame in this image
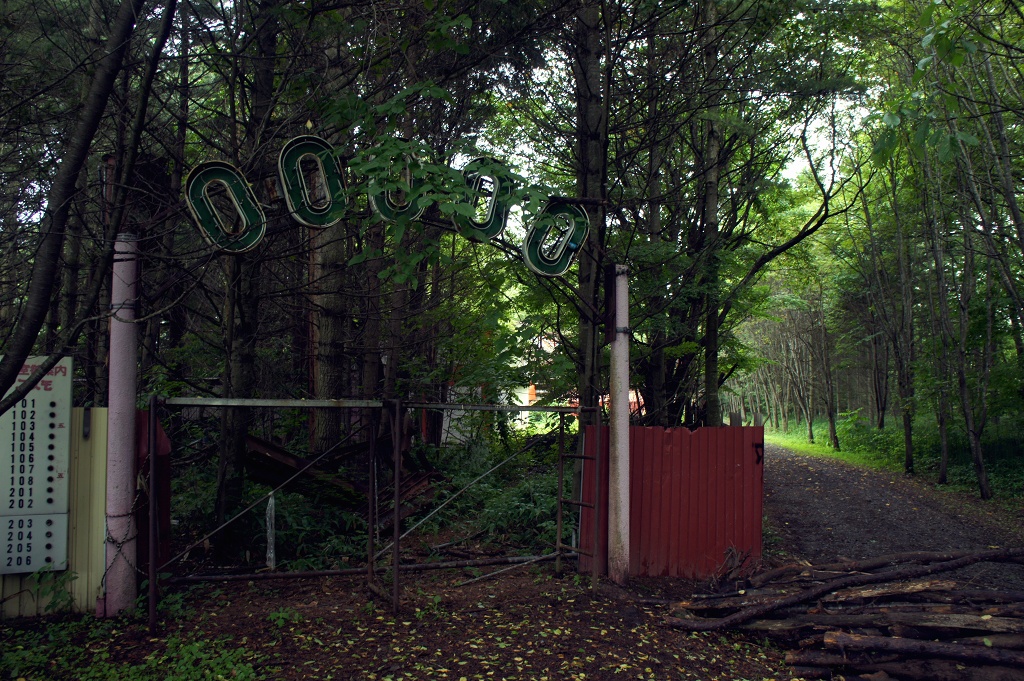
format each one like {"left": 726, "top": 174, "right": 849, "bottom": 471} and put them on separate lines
{"left": 556, "top": 415, "right": 602, "bottom": 588}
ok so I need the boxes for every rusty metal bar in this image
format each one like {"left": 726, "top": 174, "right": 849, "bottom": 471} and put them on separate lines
{"left": 404, "top": 402, "right": 580, "bottom": 413}
{"left": 556, "top": 413, "right": 565, "bottom": 574}
{"left": 163, "top": 397, "right": 384, "bottom": 408}
{"left": 170, "top": 553, "right": 574, "bottom": 584}
{"left": 147, "top": 395, "right": 158, "bottom": 633}
{"left": 367, "top": 410, "right": 378, "bottom": 590}
{"left": 391, "top": 399, "right": 401, "bottom": 614}
{"left": 593, "top": 422, "right": 601, "bottom": 590}
{"left": 163, "top": 397, "right": 582, "bottom": 413}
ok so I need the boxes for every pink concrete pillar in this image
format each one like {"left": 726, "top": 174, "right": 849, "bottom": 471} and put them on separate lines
{"left": 608, "top": 264, "right": 630, "bottom": 584}
{"left": 102, "top": 232, "right": 139, "bottom": 615}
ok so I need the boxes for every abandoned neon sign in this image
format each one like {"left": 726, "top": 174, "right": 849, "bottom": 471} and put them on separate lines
{"left": 184, "top": 136, "right": 589, "bottom": 277}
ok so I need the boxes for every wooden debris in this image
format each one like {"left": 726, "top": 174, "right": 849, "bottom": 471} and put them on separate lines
{"left": 660, "top": 547, "right": 1024, "bottom": 680}
{"left": 666, "top": 547, "right": 1024, "bottom": 631}
{"left": 822, "top": 578, "right": 958, "bottom": 602}
{"left": 823, "top": 630, "right": 1024, "bottom": 667}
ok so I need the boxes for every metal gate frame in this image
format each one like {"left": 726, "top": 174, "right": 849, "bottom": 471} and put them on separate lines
{"left": 151, "top": 396, "right": 594, "bottom": 628}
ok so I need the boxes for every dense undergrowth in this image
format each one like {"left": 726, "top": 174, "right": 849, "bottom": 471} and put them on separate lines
{"left": 170, "top": 412, "right": 574, "bottom": 571}
{"left": 765, "top": 413, "right": 1024, "bottom": 506}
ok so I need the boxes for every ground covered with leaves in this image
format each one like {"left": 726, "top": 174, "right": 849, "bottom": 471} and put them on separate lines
{"left": 2, "top": 567, "right": 789, "bottom": 680}
{"left": 4, "top": 443, "right": 1023, "bottom": 680}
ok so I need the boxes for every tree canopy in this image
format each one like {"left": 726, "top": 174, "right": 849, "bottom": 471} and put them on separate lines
{"left": 2, "top": 0, "right": 1024, "bottom": 501}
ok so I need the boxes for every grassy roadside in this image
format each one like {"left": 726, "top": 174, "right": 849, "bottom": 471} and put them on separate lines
{"left": 765, "top": 424, "right": 893, "bottom": 471}
{"left": 765, "top": 418, "right": 1024, "bottom": 533}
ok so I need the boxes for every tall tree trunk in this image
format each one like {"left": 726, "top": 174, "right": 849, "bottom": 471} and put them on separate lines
{"left": 570, "top": 0, "right": 608, "bottom": 434}
{"left": 816, "top": 288, "right": 840, "bottom": 451}
{"left": 215, "top": 0, "right": 278, "bottom": 555}
{"left": 937, "top": 189, "right": 992, "bottom": 499}
{"left": 0, "top": 0, "right": 149, "bottom": 413}
{"left": 216, "top": 256, "right": 261, "bottom": 554}
{"left": 870, "top": 333, "right": 889, "bottom": 430}
{"left": 642, "top": 34, "right": 667, "bottom": 426}
{"left": 700, "top": 0, "right": 722, "bottom": 427}
{"left": 312, "top": 219, "right": 351, "bottom": 453}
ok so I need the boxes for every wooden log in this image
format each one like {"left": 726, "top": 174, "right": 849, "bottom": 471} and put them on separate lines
{"left": 953, "top": 634, "right": 1024, "bottom": 650}
{"left": 863, "top": 661, "right": 1024, "bottom": 681}
{"left": 823, "top": 579, "right": 958, "bottom": 603}
{"left": 666, "top": 547, "right": 1024, "bottom": 631}
{"left": 809, "top": 602, "right": 958, "bottom": 615}
{"left": 789, "top": 649, "right": 1024, "bottom": 681}
{"left": 672, "top": 589, "right": 794, "bottom": 612}
{"left": 743, "top": 611, "right": 1024, "bottom": 635}
{"left": 786, "top": 666, "right": 832, "bottom": 679}
{"left": 750, "top": 549, "right": 1024, "bottom": 590}
{"left": 751, "top": 552, "right": 973, "bottom": 588}
{"left": 947, "top": 590, "right": 1024, "bottom": 604}
{"left": 832, "top": 602, "right": 1024, "bottom": 618}
{"left": 785, "top": 649, "right": 900, "bottom": 666}
{"left": 823, "top": 631, "right": 1024, "bottom": 667}
{"left": 889, "top": 590, "right": 1024, "bottom": 605}
{"left": 748, "top": 563, "right": 808, "bottom": 588}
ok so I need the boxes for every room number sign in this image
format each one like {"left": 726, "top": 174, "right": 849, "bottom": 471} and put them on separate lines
{"left": 0, "top": 357, "right": 72, "bottom": 574}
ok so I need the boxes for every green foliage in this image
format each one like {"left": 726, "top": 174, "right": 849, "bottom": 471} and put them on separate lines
{"left": 153, "top": 585, "right": 195, "bottom": 621}
{"left": 769, "top": 415, "right": 1024, "bottom": 504}
{"left": 267, "top": 606, "right": 303, "bottom": 627}
{"left": 413, "top": 592, "right": 446, "bottom": 620}
{"left": 29, "top": 566, "right": 78, "bottom": 613}
{"left": 834, "top": 411, "right": 905, "bottom": 462}
{"left": 259, "top": 489, "right": 368, "bottom": 570}
{"left": 170, "top": 459, "right": 220, "bottom": 532}
{"left": 0, "top": 616, "right": 264, "bottom": 680}
{"left": 869, "top": 0, "right": 985, "bottom": 165}
{"left": 912, "top": 413, "right": 1024, "bottom": 502}
{"left": 476, "top": 472, "right": 560, "bottom": 549}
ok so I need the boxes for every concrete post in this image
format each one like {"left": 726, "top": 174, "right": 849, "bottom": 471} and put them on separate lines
{"left": 103, "top": 232, "right": 139, "bottom": 615}
{"left": 608, "top": 264, "right": 630, "bottom": 583}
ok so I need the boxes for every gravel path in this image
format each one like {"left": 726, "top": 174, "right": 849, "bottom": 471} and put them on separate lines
{"left": 762, "top": 443, "right": 1024, "bottom": 588}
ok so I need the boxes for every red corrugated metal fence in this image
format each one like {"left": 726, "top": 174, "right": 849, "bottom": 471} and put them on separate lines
{"left": 577, "top": 425, "right": 764, "bottom": 579}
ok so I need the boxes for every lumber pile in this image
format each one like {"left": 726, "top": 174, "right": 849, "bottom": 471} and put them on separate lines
{"left": 665, "top": 548, "right": 1024, "bottom": 680}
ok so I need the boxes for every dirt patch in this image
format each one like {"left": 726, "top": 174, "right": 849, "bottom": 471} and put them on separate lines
{"left": 158, "top": 571, "right": 789, "bottom": 680}
{"left": 1, "top": 569, "right": 792, "bottom": 680}
{"left": 763, "top": 443, "right": 1024, "bottom": 589}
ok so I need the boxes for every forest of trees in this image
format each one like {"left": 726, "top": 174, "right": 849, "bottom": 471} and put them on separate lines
{"left": 1, "top": 0, "right": 1022, "bottom": 510}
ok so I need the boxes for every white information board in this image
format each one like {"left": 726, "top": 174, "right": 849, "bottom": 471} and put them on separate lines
{"left": 0, "top": 357, "right": 72, "bottom": 573}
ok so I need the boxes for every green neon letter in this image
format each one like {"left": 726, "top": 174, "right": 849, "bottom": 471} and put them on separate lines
{"left": 185, "top": 161, "right": 266, "bottom": 253}
{"left": 522, "top": 200, "right": 590, "bottom": 277}
{"left": 278, "top": 136, "right": 347, "bottom": 227}
{"left": 452, "top": 157, "right": 514, "bottom": 242}
{"left": 368, "top": 154, "right": 425, "bottom": 223}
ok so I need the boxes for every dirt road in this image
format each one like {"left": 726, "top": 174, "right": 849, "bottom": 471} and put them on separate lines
{"left": 763, "top": 443, "right": 1024, "bottom": 588}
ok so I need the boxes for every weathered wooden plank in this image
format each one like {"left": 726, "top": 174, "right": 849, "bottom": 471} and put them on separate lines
{"left": 824, "top": 631, "right": 1024, "bottom": 666}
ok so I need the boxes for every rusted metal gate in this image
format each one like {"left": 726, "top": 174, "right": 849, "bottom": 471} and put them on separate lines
{"left": 578, "top": 425, "right": 764, "bottom": 579}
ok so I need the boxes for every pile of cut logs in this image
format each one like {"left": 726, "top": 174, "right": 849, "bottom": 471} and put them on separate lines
{"left": 665, "top": 548, "right": 1024, "bottom": 680}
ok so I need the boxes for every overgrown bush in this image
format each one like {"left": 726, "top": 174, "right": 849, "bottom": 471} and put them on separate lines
{"left": 261, "top": 489, "right": 367, "bottom": 569}
{"left": 835, "top": 410, "right": 904, "bottom": 463}
{"left": 476, "top": 472, "right": 560, "bottom": 549}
